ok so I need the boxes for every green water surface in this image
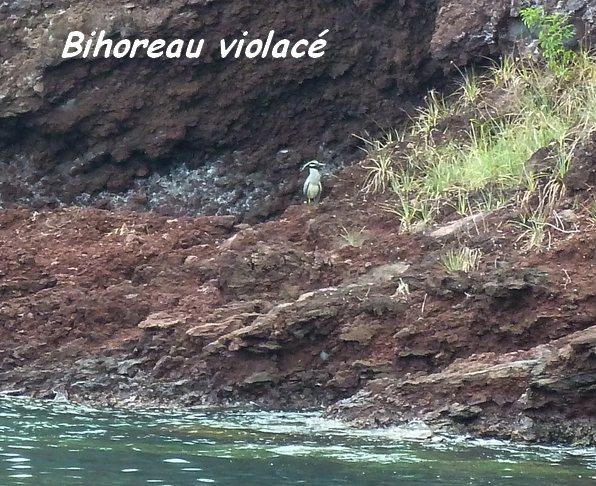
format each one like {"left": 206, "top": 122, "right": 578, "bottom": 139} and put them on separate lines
{"left": 0, "top": 396, "right": 594, "bottom": 485}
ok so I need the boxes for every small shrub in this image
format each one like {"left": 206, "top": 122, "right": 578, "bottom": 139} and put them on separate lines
{"left": 476, "top": 189, "right": 508, "bottom": 211}
{"left": 516, "top": 211, "right": 549, "bottom": 250}
{"left": 520, "top": 6, "right": 576, "bottom": 75}
{"left": 450, "top": 190, "right": 473, "bottom": 217}
{"left": 410, "top": 90, "right": 449, "bottom": 138}
{"left": 382, "top": 194, "right": 437, "bottom": 232}
{"left": 514, "top": 179, "right": 564, "bottom": 251}
{"left": 489, "top": 55, "right": 519, "bottom": 88}
{"left": 452, "top": 66, "right": 483, "bottom": 106}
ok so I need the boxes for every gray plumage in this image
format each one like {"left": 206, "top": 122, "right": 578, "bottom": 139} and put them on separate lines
{"left": 301, "top": 160, "right": 324, "bottom": 204}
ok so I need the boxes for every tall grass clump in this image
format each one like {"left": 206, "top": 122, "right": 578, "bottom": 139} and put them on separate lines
{"left": 410, "top": 90, "right": 449, "bottom": 139}
{"left": 359, "top": 7, "right": 595, "bottom": 245}
{"left": 356, "top": 130, "right": 403, "bottom": 194}
{"left": 440, "top": 245, "right": 482, "bottom": 273}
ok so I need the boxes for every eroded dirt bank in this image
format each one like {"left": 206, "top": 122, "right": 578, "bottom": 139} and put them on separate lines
{"left": 0, "top": 164, "right": 594, "bottom": 444}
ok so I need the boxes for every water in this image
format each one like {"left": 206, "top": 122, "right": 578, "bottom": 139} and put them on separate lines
{"left": 0, "top": 397, "right": 594, "bottom": 485}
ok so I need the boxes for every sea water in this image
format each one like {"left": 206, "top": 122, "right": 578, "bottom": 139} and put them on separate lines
{"left": 0, "top": 396, "right": 594, "bottom": 485}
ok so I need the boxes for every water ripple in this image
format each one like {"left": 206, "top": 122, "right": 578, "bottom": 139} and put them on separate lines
{"left": 0, "top": 395, "right": 594, "bottom": 486}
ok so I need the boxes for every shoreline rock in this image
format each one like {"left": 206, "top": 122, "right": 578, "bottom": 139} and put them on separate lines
{"left": 0, "top": 203, "right": 593, "bottom": 446}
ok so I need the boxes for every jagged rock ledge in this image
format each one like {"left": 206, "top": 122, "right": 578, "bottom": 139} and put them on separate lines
{"left": 0, "top": 191, "right": 594, "bottom": 444}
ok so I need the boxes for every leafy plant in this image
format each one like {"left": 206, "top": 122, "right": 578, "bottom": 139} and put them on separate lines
{"left": 489, "top": 55, "right": 519, "bottom": 88}
{"left": 451, "top": 64, "right": 483, "bottom": 106}
{"left": 476, "top": 189, "right": 509, "bottom": 212}
{"left": 450, "top": 190, "right": 473, "bottom": 217}
{"left": 359, "top": 43, "right": 596, "bottom": 253}
{"left": 516, "top": 210, "right": 550, "bottom": 250}
{"left": 382, "top": 193, "right": 420, "bottom": 231}
{"left": 520, "top": 6, "right": 576, "bottom": 74}
{"left": 416, "top": 198, "right": 438, "bottom": 227}
{"left": 515, "top": 179, "right": 564, "bottom": 250}
{"left": 383, "top": 193, "right": 437, "bottom": 232}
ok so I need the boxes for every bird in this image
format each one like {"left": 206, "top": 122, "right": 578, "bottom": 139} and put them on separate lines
{"left": 301, "top": 160, "right": 325, "bottom": 204}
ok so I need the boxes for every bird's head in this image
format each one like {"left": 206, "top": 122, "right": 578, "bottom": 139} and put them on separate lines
{"left": 300, "top": 160, "right": 325, "bottom": 172}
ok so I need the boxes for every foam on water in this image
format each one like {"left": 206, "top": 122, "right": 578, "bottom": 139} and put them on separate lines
{"left": 0, "top": 395, "right": 594, "bottom": 486}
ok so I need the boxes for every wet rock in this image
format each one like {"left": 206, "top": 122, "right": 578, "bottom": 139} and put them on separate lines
{"left": 0, "top": 389, "right": 26, "bottom": 396}
{"left": 0, "top": 201, "right": 594, "bottom": 446}
{"left": 117, "top": 358, "right": 146, "bottom": 377}
{"left": 327, "top": 325, "right": 596, "bottom": 443}
{"left": 448, "top": 403, "right": 483, "bottom": 423}
{"left": 152, "top": 355, "right": 185, "bottom": 377}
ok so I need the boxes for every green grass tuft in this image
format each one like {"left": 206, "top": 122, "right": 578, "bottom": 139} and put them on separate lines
{"left": 440, "top": 246, "right": 482, "bottom": 273}
{"left": 361, "top": 47, "right": 596, "bottom": 243}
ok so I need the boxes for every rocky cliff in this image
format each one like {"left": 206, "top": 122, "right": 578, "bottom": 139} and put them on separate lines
{"left": 0, "top": 0, "right": 595, "bottom": 445}
{"left": 0, "top": 174, "right": 594, "bottom": 444}
{"left": 2, "top": 0, "right": 593, "bottom": 219}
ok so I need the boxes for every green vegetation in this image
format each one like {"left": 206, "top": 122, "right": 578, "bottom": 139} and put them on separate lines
{"left": 440, "top": 246, "right": 482, "bottom": 273}
{"left": 356, "top": 129, "right": 402, "bottom": 194}
{"left": 358, "top": 9, "right": 593, "bottom": 252}
{"left": 520, "top": 6, "right": 576, "bottom": 75}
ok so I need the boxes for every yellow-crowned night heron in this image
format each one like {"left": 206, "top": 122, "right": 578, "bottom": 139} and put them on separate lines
{"left": 301, "top": 160, "right": 324, "bottom": 204}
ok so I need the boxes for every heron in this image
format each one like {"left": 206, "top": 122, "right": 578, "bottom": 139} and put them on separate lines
{"left": 301, "top": 160, "right": 325, "bottom": 204}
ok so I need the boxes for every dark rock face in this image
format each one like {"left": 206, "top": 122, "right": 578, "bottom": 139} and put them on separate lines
{"left": 2, "top": 0, "right": 593, "bottom": 218}
{"left": 1, "top": 1, "right": 595, "bottom": 445}
{"left": 327, "top": 326, "right": 596, "bottom": 444}
{"left": 0, "top": 0, "right": 439, "bottom": 218}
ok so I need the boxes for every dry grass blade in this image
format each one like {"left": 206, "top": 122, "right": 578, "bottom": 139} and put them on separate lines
{"left": 440, "top": 246, "right": 482, "bottom": 273}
